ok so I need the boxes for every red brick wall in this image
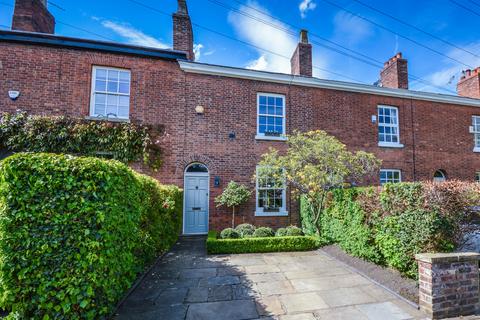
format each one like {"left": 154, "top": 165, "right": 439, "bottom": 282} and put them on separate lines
{"left": 458, "top": 72, "right": 480, "bottom": 99}
{"left": 381, "top": 53, "right": 409, "bottom": 89}
{"left": 2, "top": 42, "right": 480, "bottom": 232}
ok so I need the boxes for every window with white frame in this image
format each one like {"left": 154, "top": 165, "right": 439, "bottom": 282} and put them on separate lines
{"left": 256, "top": 166, "right": 287, "bottom": 216}
{"left": 257, "top": 93, "right": 285, "bottom": 138}
{"left": 472, "top": 116, "right": 480, "bottom": 151}
{"left": 378, "top": 105, "right": 401, "bottom": 146}
{"left": 380, "top": 169, "right": 401, "bottom": 185}
{"left": 90, "top": 66, "right": 131, "bottom": 119}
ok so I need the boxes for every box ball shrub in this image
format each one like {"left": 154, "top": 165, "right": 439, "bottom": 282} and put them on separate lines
{"left": 0, "top": 153, "right": 182, "bottom": 319}
{"left": 275, "top": 228, "right": 288, "bottom": 237}
{"left": 235, "top": 223, "right": 255, "bottom": 237}
{"left": 253, "top": 227, "right": 275, "bottom": 238}
{"left": 220, "top": 228, "right": 241, "bottom": 239}
{"left": 286, "top": 226, "right": 304, "bottom": 236}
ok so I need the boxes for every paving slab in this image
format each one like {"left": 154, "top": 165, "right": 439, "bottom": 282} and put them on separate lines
{"left": 186, "top": 299, "right": 258, "bottom": 320}
{"left": 115, "top": 237, "right": 427, "bottom": 320}
{"left": 279, "top": 292, "right": 329, "bottom": 313}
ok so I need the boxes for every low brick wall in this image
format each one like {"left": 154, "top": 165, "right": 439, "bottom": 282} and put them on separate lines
{"left": 416, "top": 252, "right": 480, "bottom": 319}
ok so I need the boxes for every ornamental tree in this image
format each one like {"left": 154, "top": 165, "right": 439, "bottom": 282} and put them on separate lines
{"left": 215, "top": 181, "right": 252, "bottom": 228}
{"left": 259, "top": 130, "right": 381, "bottom": 235}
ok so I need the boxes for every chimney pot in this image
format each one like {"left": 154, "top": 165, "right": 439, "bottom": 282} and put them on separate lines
{"left": 300, "top": 29, "right": 309, "bottom": 44}
{"left": 380, "top": 52, "right": 409, "bottom": 89}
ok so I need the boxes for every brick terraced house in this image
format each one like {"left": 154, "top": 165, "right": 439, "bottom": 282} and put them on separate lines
{"left": 2, "top": 0, "right": 480, "bottom": 234}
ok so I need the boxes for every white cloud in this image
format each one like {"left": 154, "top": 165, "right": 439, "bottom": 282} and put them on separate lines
{"left": 100, "top": 20, "right": 169, "bottom": 49}
{"left": 414, "top": 42, "right": 480, "bottom": 94}
{"left": 193, "top": 44, "right": 204, "bottom": 61}
{"left": 333, "top": 11, "right": 373, "bottom": 44}
{"left": 299, "top": 0, "right": 317, "bottom": 19}
{"left": 228, "top": 1, "right": 328, "bottom": 77}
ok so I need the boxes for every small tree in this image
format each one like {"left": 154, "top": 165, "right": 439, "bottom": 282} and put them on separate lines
{"left": 259, "top": 130, "right": 381, "bottom": 235}
{"left": 215, "top": 181, "right": 252, "bottom": 228}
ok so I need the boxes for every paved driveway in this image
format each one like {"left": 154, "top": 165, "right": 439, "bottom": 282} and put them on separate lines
{"left": 115, "top": 237, "right": 426, "bottom": 320}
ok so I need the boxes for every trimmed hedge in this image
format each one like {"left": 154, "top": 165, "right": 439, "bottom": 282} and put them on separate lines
{"left": 301, "top": 182, "right": 480, "bottom": 278}
{"left": 0, "top": 153, "right": 182, "bottom": 319}
{"left": 207, "top": 231, "right": 322, "bottom": 254}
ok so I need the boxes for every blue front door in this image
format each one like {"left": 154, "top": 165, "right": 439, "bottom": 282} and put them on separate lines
{"left": 184, "top": 175, "right": 209, "bottom": 235}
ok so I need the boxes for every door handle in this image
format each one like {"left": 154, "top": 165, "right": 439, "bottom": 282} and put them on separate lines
{"left": 192, "top": 207, "right": 201, "bottom": 211}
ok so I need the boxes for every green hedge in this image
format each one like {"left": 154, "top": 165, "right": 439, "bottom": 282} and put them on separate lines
{"left": 207, "top": 231, "right": 322, "bottom": 254}
{"left": 302, "top": 182, "right": 479, "bottom": 278}
{"left": 0, "top": 153, "right": 182, "bottom": 319}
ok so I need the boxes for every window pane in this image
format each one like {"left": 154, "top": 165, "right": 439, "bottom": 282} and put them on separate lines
{"left": 119, "top": 82, "right": 130, "bottom": 94}
{"left": 275, "top": 97, "right": 283, "bottom": 106}
{"left": 259, "top": 116, "right": 267, "bottom": 125}
{"left": 119, "top": 71, "right": 130, "bottom": 81}
{"left": 267, "top": 106, "right": 275, "bottom": 115}
{"left": 107, "top": 70, "right": 119, "bottom": 81}
{"left": 259, "top": 125, "right": 266, "bottom": 133}
{"left": 95, "top": 93, "right": 106, "bottom": 104}
{"left": 94, "top": 104, "right": 106, "bottom": 116}
{"left": 119, "top": 96, "right": 129, "bottom": 107}
{"left": 118, "top": 105, "right": 129, "bottom": 118}
{"left": 96, "top": 69, "right": 107, "bottom": 80}
{"left": 259, "top": 96, "right": 267, "bottom": 105}
{"left": 259, "top": 105, "right": 267, "bottom": 114}
{"left": 107, "top": 81, "right": 119, "bottom": 93}
{"left": 268, "top": 97, "right": 275, "bottom": 105}
{"left": 95, "top": 80, "right": 106, "bottom": 92}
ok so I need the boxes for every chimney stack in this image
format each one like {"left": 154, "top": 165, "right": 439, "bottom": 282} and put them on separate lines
{"left": 380, "top": 53, "right": 408, "bottom": 89}
{"left": 457, "top": 68, "right": 480, "bottom": 99}
{"left": 12, "top": 0, "right": 55, "bottom": 34}
{"left": 173, "top": 0, "right": 194, "bottom": 61}
{"left": 291, "top": 29, "right": 313, "bottom": 77}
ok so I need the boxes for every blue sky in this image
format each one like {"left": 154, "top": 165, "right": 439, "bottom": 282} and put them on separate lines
{"left": 1, "top": 0, "right": 480, "bottom": 94}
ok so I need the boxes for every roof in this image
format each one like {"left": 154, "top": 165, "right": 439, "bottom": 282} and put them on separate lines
{"left": 0, "top": 30, "right": 187, "bottom": 60}
{"left": 179, "top": 61, "right": 480, "bottom": 108}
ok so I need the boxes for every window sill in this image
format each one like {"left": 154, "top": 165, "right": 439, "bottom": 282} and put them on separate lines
{"left": 85, "top": 116, "right": 130, "bottom": 123}
{"left": 473, "top": 148, "right": 480, "bottom": 153}
{"left": 255, "top": 211, "right": 289, "bottom": 217}
{"left": 378, "top": 142, "right": 404, "bottom": 148}
{"left": 255, "top": 135, "right": 288, "bottom": 141}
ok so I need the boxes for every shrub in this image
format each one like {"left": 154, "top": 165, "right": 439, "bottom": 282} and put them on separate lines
{"left": 253, "top": 227, "right": 275, "bottom": 238}
{"left": 235, "top": 223, "right": 256, "bottom": 237}
{"left": 275, "top": 228, "right": 288, "bottom": 237}
{"left": 301, "top": 182, "right": 480, "bottom": 278}
{"left": 207, "top": 232, "right": 322, "bottom": 254}
{"left": 286, "top": 226, "right": 304, "bottom": 236}
{"left": 220, "top": 228, "right": 241, "bottom": 239}
{"left": 0, "top": 112, "right": 163, "bottom": 169}
{"left": 0, "top": 153, "right": 182, "bottom": 319}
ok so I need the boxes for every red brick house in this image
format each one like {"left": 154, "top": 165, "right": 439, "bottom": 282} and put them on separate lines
{"left": 2, "top": 0, "right": 480, "bottom": 234}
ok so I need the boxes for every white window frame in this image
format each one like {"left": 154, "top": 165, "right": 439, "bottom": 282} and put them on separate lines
{"left": 89, "top": 66, "right": 131, "bottom": 120}
{"left": 380, "top": 169, "right": 402, "bottom": 185}
{"left": 472, "top": 116, "right": 480, "bottom": 152}
{"left": 377, "top": 105, "right": 403, "bottom": 148}
{"left": 255, "top": 166, "right": 288, "bottom": 217}
{"left": 255, "top": 93, "right": 287, "bottom": 141}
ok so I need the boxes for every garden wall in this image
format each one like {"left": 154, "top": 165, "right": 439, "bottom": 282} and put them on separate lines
{"left": 301, "top": 182, "right": 480, "bottom": 278}
{"left": 0, "top": 153, "right": 182, "bottom": 319}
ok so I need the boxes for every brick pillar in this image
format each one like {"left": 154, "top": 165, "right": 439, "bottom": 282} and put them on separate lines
{"left": 416, "top": 252, "right": 480, "bottom": 319}
{"left": 12, "top": 0, "right": 55, "bottom": 34}
{"left": 290, "top": 29, "right": 312, "bottom": 77}
{"left": 457, "top": 68, "right": 480, "bottom": 99}
{"left": 172, "top": 0, "right": 194, "bottom": 61}
{"left": 380, "top": 52, "right": 409, "bottom": 89}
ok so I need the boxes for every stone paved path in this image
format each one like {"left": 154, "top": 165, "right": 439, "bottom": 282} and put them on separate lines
{"left": 115, "top": 236, "right": 427, "bottom": 320}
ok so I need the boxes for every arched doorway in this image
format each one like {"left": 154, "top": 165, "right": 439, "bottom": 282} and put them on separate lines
{"left": 433, "top": 170, "right": 447, "bottom": 183}
{"left": 183, "top": 163, "right": 209, "bottom": 235}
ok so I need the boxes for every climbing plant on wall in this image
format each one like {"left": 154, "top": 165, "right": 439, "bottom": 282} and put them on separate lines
{"left": 0, "top": 112, "right": 163, "bottom": 170}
